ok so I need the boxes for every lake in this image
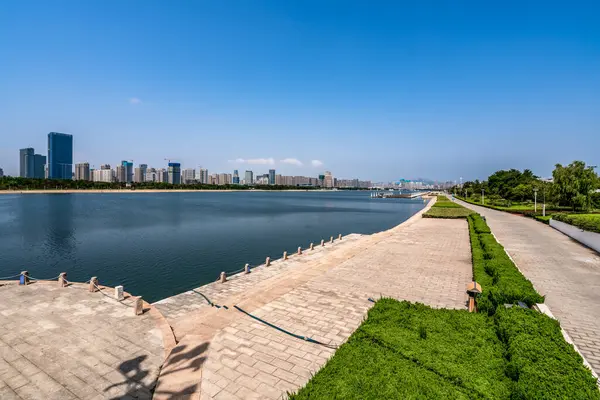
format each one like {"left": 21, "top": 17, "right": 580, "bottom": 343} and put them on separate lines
{"left": 0, "top": 191, "right": 424, "bottom": 302}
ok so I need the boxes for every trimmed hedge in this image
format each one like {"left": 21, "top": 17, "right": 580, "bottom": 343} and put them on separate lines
{"left": 553, "top": 213, "right": 600, "bottom": 234}
{"left": 496, "top": 307, "right": 600, "bottom": 399}
{"left": 467, "top": 214, "right": 544, "bottom": 314}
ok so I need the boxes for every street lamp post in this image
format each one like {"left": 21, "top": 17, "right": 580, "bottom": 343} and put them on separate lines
{"left": 543, "top": 188, "right": 546, "bottom": 217}
{"left": 534, "top": 188, "right": 538, "bottom": 213}
{"left": 482, "top": 189, "right": 485, "bottom": 205}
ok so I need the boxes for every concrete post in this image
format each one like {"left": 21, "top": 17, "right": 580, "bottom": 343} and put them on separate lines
{"left": 330, "top": 236, "right": 334, "bottom": 244}
{"left": 220, "top": 272, "right": 227, "bottom": 283}
{"left": 20, "top": 271, "right": 29, "bottom": 285}
{"left": 266, "top": 257, "right": 271, "bottom": 266}
{"left": 58, "top": 272, "right": 67, "bottom": 287}
{"left": 338, "top": 233, "right": 342, "bottom": 240}
{"left": 297, "top": 246, "right": 302, "bottom": 255}
{"left": 321, "top": 239, "right": 325, "bottom": 247}
{"left": 89, "top": 277, "right": 98, "bottom": 292}
{"left": 310, "top": 243, "right": 314, "bottom": 250}
{"left": 134, "top": 297, "right": 144, "bottom": 316}
{"left": 283, "top": 251, "right": 288, "bottom": 260}
{"left": 115, "top": 285, "right": 124, "bottom": 301}
{"left": 244, "top": 264, "right": 251, "bottom": 274}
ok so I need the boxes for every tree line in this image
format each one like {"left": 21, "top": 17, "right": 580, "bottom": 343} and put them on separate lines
{"left": 453, "top": 160, "right": 599, "bottom": 211}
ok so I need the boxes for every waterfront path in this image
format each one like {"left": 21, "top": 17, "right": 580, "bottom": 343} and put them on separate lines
{"left": 0, "top": 281, "right": 173, "bottom": 400}
{"left": 457, "top": 200, "right": 600, "bottom": 374}
{"left": 153, "top": 201, "right": 473, "bottom": 399}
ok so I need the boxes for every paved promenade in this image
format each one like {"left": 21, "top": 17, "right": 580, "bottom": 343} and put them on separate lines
{"left": 0, "top": 281, "right": 171, "bottom": 400}
{"left": 457, "top": 200, "right": 600, "bottom": 374}
{"left": 153, "top": 202, "right": 473, "bottom": 399}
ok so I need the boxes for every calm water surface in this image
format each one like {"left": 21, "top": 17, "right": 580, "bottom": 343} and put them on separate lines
{"left": 0, "top": 191, "right": 424, "bottom": 302}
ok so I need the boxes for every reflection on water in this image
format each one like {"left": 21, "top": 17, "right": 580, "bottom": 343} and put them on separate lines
{"left": 0, "top": 192, "right": 425, "bottom": 302}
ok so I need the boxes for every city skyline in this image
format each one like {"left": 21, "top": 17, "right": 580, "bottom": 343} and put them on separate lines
{"left": 1, "top": 2, "right": 599, "bottom": 181}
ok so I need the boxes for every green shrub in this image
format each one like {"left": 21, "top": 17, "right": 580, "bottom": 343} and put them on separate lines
{"left": 467, "top": 214, "right": 543, "bottom": 314}
{"left": 495, "top": 307, "right": 600, "bottom": 399}
{"left": 553, "top": 213, "right": 600, "bottom": 234}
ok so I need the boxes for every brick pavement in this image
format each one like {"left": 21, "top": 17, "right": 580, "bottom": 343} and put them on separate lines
{"left": 457, "top": 199, "right": 600, "bottom": 375}
{"left": 0, "top": 282, "right": 168, "bottom": 400}
{"left": 153, "top": 200, "right": 473, "bottom": 399}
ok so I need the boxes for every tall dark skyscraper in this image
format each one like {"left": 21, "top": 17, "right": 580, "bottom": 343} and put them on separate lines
{"left": 121, "top": 160, "right": 133, "bottom": 183}
{"left": 233, "top": 170, "right": 240, "bottom": 184}
{"left": 269, "top": 169, "right": 276, "bottom": 185}
{"left": 168, "top": 162, "right": 181, "bottom": 184}
{"left": 20, "top": 148, "right": 46, "bottom": 178}
{"left": 19, "top": 148, "right": 34, "bottom": 178}
{"left": 48, "top": 132, "right": 73, "bottom": 180}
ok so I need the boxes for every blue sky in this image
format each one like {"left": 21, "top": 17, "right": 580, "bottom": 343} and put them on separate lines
{"left": 1, "top": 1, "right": 598, "bottom": 182}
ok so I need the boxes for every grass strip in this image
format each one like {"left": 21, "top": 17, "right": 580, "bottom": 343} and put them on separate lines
{"left": 467, "top": 214, "right": 543, "bottom": 314}
{"left": 496, "top": 306, "right": 600, "bottom": 399}
{"left": 424, "top": 196, "right": 474, "bottom": 218}
{"left": 290, "top": 300, "right": 511, "bottom": 400}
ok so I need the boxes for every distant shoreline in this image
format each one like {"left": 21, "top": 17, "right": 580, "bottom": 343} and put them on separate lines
{"left": 0, "top": 189, "right": 331, "bottom": 194}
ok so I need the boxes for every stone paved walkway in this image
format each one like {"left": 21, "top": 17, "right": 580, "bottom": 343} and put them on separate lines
{"left": 153, "top": 201, "right": 473, "bottom": 399}
{"left": 0, "top": 282, "right": 168, "bottom": 400}
{"left": 457, "top": 200, "right": 600, "bottom": 375}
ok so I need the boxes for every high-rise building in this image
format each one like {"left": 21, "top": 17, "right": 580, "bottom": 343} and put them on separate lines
{"left": 218, "top": 173, "right": 228, "bottom": 185}
{"left": 19, "top": 148, "right": 34, "bottom": 178}
{"left": 116, "top": 165, "right": 126, "bottom": 183}
{"left": 48, "top": 132, "right": 73, "bottom": 180}
{"left": 134, "top": 164, "right": 147, "bottom": 183}
{"left": 120, "top": 161, "right": 133, "bottom": 183}
{"left": 75, "top": 162, "right": 90, "bottom": 181}
{"left": 93, "top": 168, "right": 114, "bottom": 183}
{"left": 168, "top": 163, "right": 181, "bottom": 184}
{"left": 145, "top": 168, "right": 157, "bottom": 182}
{"left": 244, "top": 170, "right": 253, "bottom": 185}
{"left": 156, "top": 168, "right": 168, "bottom": 183}
{"left": 323, "top": 171, "right": 334, "bottom": 188}
{"left": 0, "top": 168, "right": 4, "bottom": 178}
{"left": 20, "top": 148, "right": 46, "bottom": 179}
{"left": 197, "top": 168, "right": 208, "bottom": 184}
{"left": 269, "top": 169, "right": 276, "bottom": 185}
{"left": 33, "top": 154, "right": 46, "bottom": 179}
{"left": 232, "top": 170, "right": 240, "bottom": 184}
{"left": 100, "top": 164, "right": 111, "bottom": 170}
{"left": 182, "top": 168, "right": 195, "bottom": 184}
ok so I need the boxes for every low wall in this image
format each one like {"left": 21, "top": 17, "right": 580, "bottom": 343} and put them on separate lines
{"left": 550, "top": 218, "right": 600, "bottom": 254}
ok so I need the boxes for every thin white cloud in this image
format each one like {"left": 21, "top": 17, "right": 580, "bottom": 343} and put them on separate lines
{"left": 311, "top": 160, "right": 324, "bottom": 167}
{"left": 229, "top": 158, "right": 275, "bottom": 165}
{"left": 280, "top": 158, "right": 303, "bottom": 166}
{"left": 129, "top": 97, "right": 142, "bottom": 105}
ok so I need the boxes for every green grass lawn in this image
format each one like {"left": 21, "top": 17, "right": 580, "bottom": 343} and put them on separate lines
{"left": 553, "top": 213, "right": 600, "bottom": 233}
{"left": 290, "top": 300, "right": 511, "bottom": 400}
{"left": 291, "top": 300, "right": 600, "bottom": 400}
{"left": 423, "top": 196, "right": 474, "bottom": 218}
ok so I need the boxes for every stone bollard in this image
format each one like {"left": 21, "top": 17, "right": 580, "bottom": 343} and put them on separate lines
{"left": 297, "top": 246, "right": 302, "bottom": 255}
{"left": 338, "top": 233, "right": 342, "bottom": 240}
{"left": 321, "top": 239, "right": 325, "bottom": 247}
{"left": 283, "top": 251, "right": 288, "bottom": 260}
{"left": 220, "top": 272, "right": 227, "bottom": 283}
{"left": 20, "top": 271, "right": 29, "bottom": 286}
{"left": 266, "top": 257, "right": 271, "bottom": 266}
{"left": 330, "top": 236, "right": 334, "bottom": 244}
{"left": 58, "top": 272, "right": 67, "bottom": 287}
{"left": 89, "top": 277, "right": 98, "bottom": 292}
{"left": 310, "top": 243, "right": 314, "bottom": 250}
{"left": 244, "top": 264, "right": 251, "bottom": 274}
{"left": 115, "top": 285, "right": 124, "bottom": 301}
{"left": 134, "top": 297, "right": 144, "bottom": 316}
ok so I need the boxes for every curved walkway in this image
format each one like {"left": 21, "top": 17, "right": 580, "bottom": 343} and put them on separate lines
{"left": 457, "top": 200, "right": 600, "bottom": 374}
{"left": 152, "top": 201, "right": 473, "bottom": 399}
{"left": 0, "top": 281, "right": 171, "bottom": 400}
